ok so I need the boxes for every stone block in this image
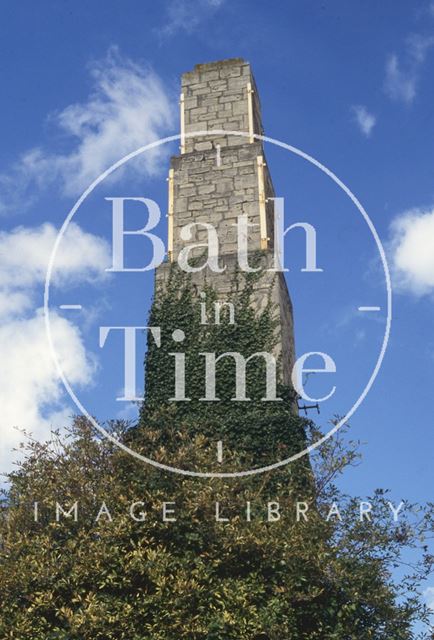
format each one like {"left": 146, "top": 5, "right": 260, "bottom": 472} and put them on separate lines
{"left": 190, "top": 106, "right": 208, "bottom": 118}
{"left": 228, "top": 77, "right": 249, "bottom": 90}
{"left": 177, "top": 186, "right": 197, "bottom": 197}
{"left": 188, "top": 200, "right": 204, "bottom": 210}
{"left": 219, "top": 65, "right": 242, "bottom": 78}
{"left": 209, "top": 80, "right": 228, "bottom": 91}
{"left": 176, "top": 197, "right": 188, "bottom": 212}
{"left": 200, "top": 96, "right": 219, "bottom": 107}
{"left": 239, "top": 165, "right": 255, "bottom": 175}
{"left": 201, "top": 70, "right": 220, "bottom": 81}
{"left": 216, "top": 179, "right": 234, "bottom": 194}
{"left": 184, "top": 97, "right": 198, "bottom": 109}
{"left": 233, "top": 101, "right": 247, "bottom": 116}
{"left": 220, "top": 93, "right": 244, "bottom": 103}
{"left": 191, "top": 86, "right": 211, "bottom": 96}
{"left": 198, "top": 184, "right": 216, "bottom": 195}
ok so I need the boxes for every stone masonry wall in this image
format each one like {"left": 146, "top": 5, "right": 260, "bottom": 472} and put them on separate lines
{"left": 155, "top": 254, "right": 296, "bottom": 386}
{"left": 181, "top": 58, "right": 262, "bottom": 153}
{"left": 155, "top": 58, "right": 296, "bottom": 391}
{"left": 170, "top": 141, "right": 275, "bottom": 260}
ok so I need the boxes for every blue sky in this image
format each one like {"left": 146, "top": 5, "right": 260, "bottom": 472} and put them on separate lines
{"left": 1, "top": 0, "right": 434, "bottom": 614}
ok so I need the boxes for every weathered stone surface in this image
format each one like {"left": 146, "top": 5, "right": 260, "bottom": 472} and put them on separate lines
{"left": 156, "top": 58, "right": 296, "bottom": 390}
{"left": 180, "top": 58, "right": 262, "bottom": 153}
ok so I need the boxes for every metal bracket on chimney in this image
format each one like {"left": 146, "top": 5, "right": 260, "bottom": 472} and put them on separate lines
{"left": 179, "top": 93, "right": 185, "bottom": 153}
{"left": 256, "top": 155, "right": 268, "bottom": 249}
{"left": 167, "top": 168, "right": 174, "bottom": 261}
{"left": 247, "top": 82, "right": 255, "bottom": 144}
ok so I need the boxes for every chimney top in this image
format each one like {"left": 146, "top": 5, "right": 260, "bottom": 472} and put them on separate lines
{"left": 192, "top": 57, "right": 247, "bottom": 72}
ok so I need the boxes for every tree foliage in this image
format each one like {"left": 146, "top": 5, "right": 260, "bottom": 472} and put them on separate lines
{"left": 0, "top": 268, "right": 432, "bottom": 639}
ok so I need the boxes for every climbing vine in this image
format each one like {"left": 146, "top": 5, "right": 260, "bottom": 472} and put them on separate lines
{"left": 136, "top": 261, "right": 308, "bottom": 475}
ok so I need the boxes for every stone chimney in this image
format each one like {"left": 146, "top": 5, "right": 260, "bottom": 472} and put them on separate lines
{"left": 156, "top": 58, "right": 296, "bottom": 388}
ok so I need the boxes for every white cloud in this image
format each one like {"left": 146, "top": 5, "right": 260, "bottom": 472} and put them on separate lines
{"left": 351, "top": 105, "right": 376, "bottom": 137}
{"left": 424, "top": 586, "right": 434, "bottom": 610}
{"left": 0, "top": 222, "right": 110, "bottom": 320}
{"left": 0, "top": 48, "right": 175, "bottom": 213}
{"left": 0, "top": 48, "right": 172, "bottom": 469}
{"left": 0, "top": 222, "right": 110, "bottom": 473}
{"left": 158, "top": 0, "right": 225, "bottom": 37}
{"left": 389, "top": 207, "right": 434, "bottom": 296}
{"left": 407, "top": 33, "right": 434, "bottom": 63}
{"left": 385, "top": 34, "right": 434, "bottom": 105}
{"left": 0, "top": 290, "right": 32, "bottom": 320}
{"left": 385, "top": 54, "right": 417, "bottom": 105}
{"left": 0, "top": 311, "right": 95, "bottom": 471}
